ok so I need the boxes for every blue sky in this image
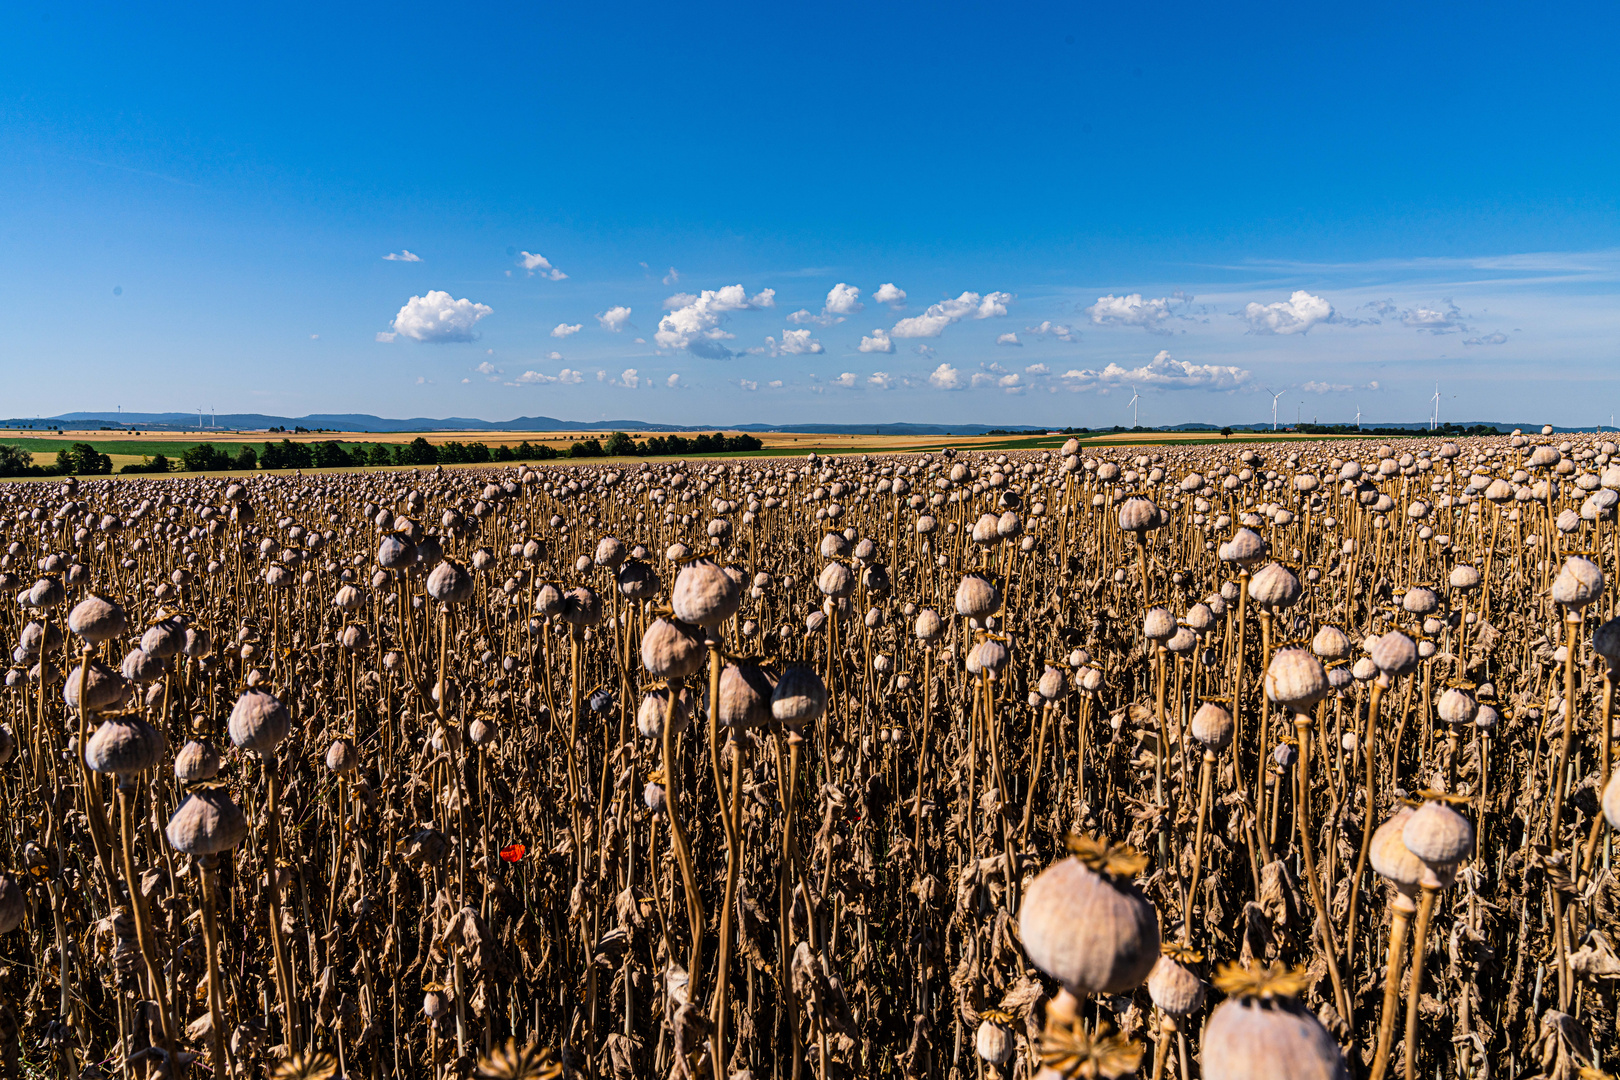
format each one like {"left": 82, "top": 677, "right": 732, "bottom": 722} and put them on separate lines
{"left": 4, "top": 1, "right": 1620, "bottom": 427}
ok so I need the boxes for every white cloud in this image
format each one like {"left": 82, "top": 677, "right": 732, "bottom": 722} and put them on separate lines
{"left": 515, "top": 370, "right": 553, "bottom": 384}
{"left": 309, "top": 334, "right": 319, "bottom": 340}
{"left": 768, "top": 379, "right": 783, "bottom": 388}
{"left": 415, "top": 376, "right": 431, "bottom": 384}
{"left": 1060, "top": 350, "right": 1250, "bottom": 391}
{"left": 513, "top": 367, "right": 584, "bottom": 385}
{"left": 1025, "top": 363, "right": 1049, "bottom": 375}
{"left": 758, "top": 328, "right": 824, "bottom": 356}
{"left": 1464, "top": 331, "right": 1509, "bottom": 346}
{"left": 891, "top": 291, "right": 1012, "bottom": 338}
{"left": 375, "top": 331, "right": 397, "bottom": 343}
{"left": 1241, "top": 290, "right": 1334, "bottom": 335}
{"left": 551, "top": 322, "right": 583, "bottom": 338}
{"left": 859, "top": 329, "right": 894, "bottom": 353}
{"left": 1301, "top": 381, "right": 1353, "bottom": 393}
{"left": 1026, "top": 320, "right": 1077, "bottom": 342}
{"left": 663, "top": 267, "right": 681, "bottom": 285}
{"left": 739, "top": 378, "right": 758, "bottom": 391}
{"left": 786, "top": 309, "right": 818, "bottom": 324}
{"left": 929, "top": 362, "right": 963, "bottom": 389}
{"left": 597, "top": 369, "right": 606, "bottom": 380}
{"left": 1085, "top": 294, "right": 1174, "bottom": 333}
{"left": 617, "top": 368, "right": 640, "bottom": 388}
{"left": 383, "top": 250, "right": 422, "bottom": 262}
{"left": 830, "top": 372, "right": 858, "bottom": 388}
{"left": 558, "top": 368, "right": 583, "bottom": 384}
{"left": 475, "top": 361, "right": 501, "bottom": 375}
{"left": 548, "top": 351, "right": 564, "bottom": 361}
{"left": 868, "top": 371, "right": 894, "bottom": 389}
{"left": 997, "top": 333, "right": 1021, "bottom": 346}
{"left": 824, "top": 283, "right": 862, "bottom": 315}
{"left": 655, "top": 285, "right": 774, "bottom": 358}
{"left": 666, "top": 373, "right": 682, "bottom": 388}
{"left": 519, "top": 251, "right": 567, "bottom": 280}
{"left": 597, "top": 306, "right": 632, "bottom": 332}
{"left": 391, "top": 291, "right": 493, "bottom": 343}
{"left": 873, "top": 282, "right": 907, "bottom": 308}
{"left": 1403, "top": 301, "right": 1465, "bottom": 333}
{"left": 999, "top": 373, "right": 1023, "bottom": 389}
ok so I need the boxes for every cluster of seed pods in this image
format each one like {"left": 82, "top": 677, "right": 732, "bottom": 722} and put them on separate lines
{"left": 0, "top": 426, "right": 1618, "bottom": 1080}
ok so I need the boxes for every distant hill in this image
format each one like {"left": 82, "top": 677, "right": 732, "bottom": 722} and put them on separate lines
{"left": 1, "top": 412, "right": 1602, "bottom": 437}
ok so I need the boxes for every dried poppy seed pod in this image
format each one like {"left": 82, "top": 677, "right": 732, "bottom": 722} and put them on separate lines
{"left": 637, "top": 686, "right": 691, "bottom": 740}
{"left": 641, "top": 618, "right": 705, "bottom": 680}
{"left": 377, "top": 533, "right": 416, "bottom": 569}
{"left": 29, "top": 577, "right": 65, "bottom": 609}
{"left": 1147, "top": 955, "right": 1206, "bottom": 1017}
{"left": 535, "top": 583, "right": 564, "bottom": 617}
{"left": 325, "top": 739, "right": 360, "bottom": 773}
{"left": 1184, "top": 603, "right": 1215, "bottom": 633}
{"left": 616, "top": 561, "right": 661, "bottom": 600}
{"left": 121, "top": 647, "right": 166, "bottom": 685}
{"left": 974, "top": 1018, "right": 1014, "bottom": 1066}
{"left": 1551, "top": 555, "right": 1604, "bottom": 609}
{"left": 1401, "top": 801, "right": 1473, "bottom": 886}
{"left": 1142, "top": 607, "right": 1177, "bottom": 642}
{"left": 1218, "top": 526, "right": 1267, "bottom": 566}
{"left": 955, "top": 574, "right": 1001, "bottom": 620}
{"left": 671, "top": 559, "right": 741, "bottom": 627}
{"left": 817, "top": 562, "right": 855, "bottom": 599}
{"left": 1247, "top": 562, "right": 1301, "bottom": 610}
{"left": 425, "top": 560, "right": 474, "bottom": 604}
{"left": 718, "top": 663, "right": 776, "bottom": 729}
{"left": 594, "top": 536, "right": 626, "bottom": 568}
{"left": 1370, "top": 631, "right": 1419, "bottom": 677}
{"left": 914, "top": 609, "right": 943, "bottom": 643}
{"left": 966, "top": 638, "right": 1009, "bottom": 676}
{"left": 1311, "top": 625, "right": 1350, "bottom": 662}
{"left": 142, "top": 620, "right": 183, "bottom": 660}
{"left": 0, "top": 874, "right": 22, "bottom": 934}
{"left": 468, "top": 716, "right": 497, "bottom": 746}
{"left": 561, "top": 586, "right": 603, "bottom": 627}
{"left": 1448, "top": 564, "right": 1481, "bottom": 591}
{"left": 1436, "top": 687, "right": 1477, "bottom": 726}
{"left": 1401, "top": 587, "right": 1438, "bottom": 615}
{"left": 1264, "top": 648, "right": 1328, "bottom": 709}
{"left": 1019, "top": 839, "right": 1160, "bottom": 996}
{"left": 63, "top": 657, "right": 132, "bottom": 713}
{"left": 229, "top": 689, "right": 291, "bottom": 756}
{"left": 1369, "top": 807, "right": 1425, "bottom": 896}
{"left": 67, "top": 595, "right": 127, "bottom": 643}
{"left": 85, "top": 713, "right": 165, "bottom": 778}
{"left": 1201, "top": 966, "right": 1348, "bottom": 1080}
{"left": 1191, "top": 702, "right": 1234, "bottom": 750}
{"left": 166, "top": 787, "right": 249, "bottom": 857}
{"left": 175, "top": 740, "right": 221, "bottom": 783}
{"left": 1037, "top": 666, "right": 1067, "bottom": 701}
{"left": 1117, "top": 497, "right": 1160, "bottom": 533}
{"left": 771, "top": 666, "right": 827, "bottom": 731}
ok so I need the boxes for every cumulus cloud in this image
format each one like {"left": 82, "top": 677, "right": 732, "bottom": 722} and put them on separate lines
{"left": 616, "top": 369, "right": 640, "bottom": 388}
{"left": 769, "top": 379, "right": 783, "bottom": 388}
{"left": 375, "top": 331, "right": 397, "bottom": 343}
{"left": 1026, "top": 320, "right": 1077, "bottom": 342}
{"left": 551, "top": 323, "right": 583, "bottom": 338}
{"left": 514, "top": 367, "right": 584, "bottom": 385}
{"left": 1059, "top": 350, "right": 1250, "bottom": 391}
{"left": 558, "top": 368, "right": 583, "bottom": 384}
{"left": 778, "top": 329, "right": 822, "bottom": 354}
{"left": 858, "top": 329, "right": 894, "bottom": 353}
{"left": 873, "top": 282, "right": 907, "bottom": 308}
{"left": 830, "top": 372, "right": 858, "bottom": 388}
{"left": 1464, "top": 331, "right": 1510, "bottom": 346}
{"left": 519, "top": 252, "right": 567, "bottom": 280}
{"left": 891, "top": 291, "right": 1012, "bottom": 338}
{"left": 1403, "top": 301, "right": 1466, "bottom": 333}
{"left": 997, "top": 333, "right": 1021, "bottom": 346}
{"left": 1241, "top": 290, "right": 1334, "bottom": 335}
{"left": 1025, "top": 363, "right": 1049, "bottom": 375}
{"left": 597, "top": 306, "right": 632, "bottom": 332}
{"left": 383, "top": 250, "right": 422, "bottom": 262}
{"left": 739, "top": 378, "right": 758, "bottom": 391}
{"left": 786, "top": 309, "right": 818, "bottom": 324}
{"left": 391, "top": 291, "right": 493, "bottom": 343}
{"left": 929, "top": 362, "right": 963, "bottom": 389}
{"left": 1085, "top": 294, "right": 1174, "bottom": 333}
{"left": 666, "top": 373, "right": 681, "bottom": 388}
{"left": 475, "top": 361, "right": 501, "bottom": 376}
{"left": 663, "top": 267, "right": 681, "bottom": 285}
{"left": 824, "top": 283, "right": 862, "bottom": 316}
{"left": 548, "top": 351, "right": 564, "bottom": 361}
{"left": 868, "top": 372, "right": 894, "bottom": 389}
{"left": 1301, "top": 381, "right": 1353, "bottom": 393}
{"left": 655, "top": 285, "right": 774, "bottom": 358}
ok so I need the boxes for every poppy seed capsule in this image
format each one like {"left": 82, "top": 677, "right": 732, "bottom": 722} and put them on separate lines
{"left": 817, "top": 562, "right": 855, "bottom": 599}
{"left": 1201, "top": 989, "right": 1348, "bottom": 1080}
{"left": 1370, "top": 631, "right": 1419, "bottom": 677}
{"left": 562, "top": 587, "right": 603, "bottom": 627}
{"left": 1401, "top": 801, "right": 1473, "bottom": 878}
{"left": 1436, "top": 688, "right": 1477, "bottom": 726}
{"left": 1449, "top": 564, "right": 1481, "bottom": 591}
{"left": 974, "top": 1020, "right": 1014, "bottom": 1066}
{"left": 1147, "top": 955, "right": 1206, "bottom": 1017}
{"left": 29, "top": 577, "right": 65, "bottom": 609}
{"left": 1191, "top": 702, "right": 1234, "bottom": 750}
{"left": 1142, "top": 607, "right": 1177, "bottom": 642}
{"left": 1311, "top": 625, "right": 1350, "bottom": 662}
{"left": 1247, "top": 562, "right": 1302, "bottom": 610}
{"left": 641, "top": 618, "right": 705, "bottom": 680}
{"left": 719, "top": 664, "right": 777, "bottom": 729}
{"left": 85, "top": 714, "right": 165, "bottom": 777}
{"left": 1401, "top": 587, "right": 1438, "bottom": 615}
{"left": 121, "top": 647, "right": 166, "bottom": 685}
{"left": 1551, "top": 556, "right": 1604, "bottom": 609}
{"left": 174, "top": 740, "right": 221, "bottom": 783}
{"left": 1218, "top": 527, "right": 1267, "bottom": 565}
{"left": 425, "top": 560, "right": 474, "bottom": 604}
{"left": 229, "top": 689, "right": 291, "bottom": 756}
{"left": 966, "top": 639, "right": 1009, "bottom": 676}
{"left": 377, "top": 533, "right": 416, "bottom": 569}
{"left": 1117, "top": 497, "right": 1160, "bottom": 533}
{"left": 616, "top": 561, "right": 661, "bottom": 600}
{"left": 1020, "top": 853, "right": 1160, "bottom": 996}
{"left": 914, "top": 609, "right": 943, "bottom": 643}
{"left": 1037, "top": 666, "right": 1066, "bottom": 701}
{"left": 1264, "top": 649, "right": 1328, "bottom": 709}
{"left": 637, "top": 687, "right": 691, "bottom": 740}
{"left": 671, "top": 560, "right": 741, "bottom": 627}
{"left": 63, "top": 658, "right": 131, "bottom": 713}
{"left": 954, "top": 575, "right": 1001, "bottom": 620}
{"left": 1369, "top": 808, "right": 1425, "bottom": 895}
{"left": 142, "top": 621, "right": 183, "bottom": 660}
{"left": 67, "top": 595, "right": 127, "bottom": 643}
{"left": 326, "top": 739, "right": 360, "bottom": 773}
{"left": 771, "top": 667, "right": 827, "bottom": 730}
{"left": 166, "top": 787, "right": 249, "bottom": 856}
{"left": 535, "top": 583, "right": 564, "bottom": 617}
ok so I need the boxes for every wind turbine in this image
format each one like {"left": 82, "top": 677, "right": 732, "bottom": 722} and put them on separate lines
{"left": 1430, "top": 383, "right": 1441, "bottom": 431}
{"left": 1127, "top": 386, "right": 1141, "bottom": 429}
{"left": 1354, "top": 405, "right": 1362, "bottom": 431}
{"left": 1264, "top": 387, "right": 1285, "bottom": 431}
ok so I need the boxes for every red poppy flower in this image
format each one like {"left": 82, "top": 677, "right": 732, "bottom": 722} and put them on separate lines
{"left": 499, "top": 843, "right": 527, "bottom": 863}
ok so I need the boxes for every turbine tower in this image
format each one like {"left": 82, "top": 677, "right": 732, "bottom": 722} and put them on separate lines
{"left": 1431, "top": 383, "right": 1441, "bottom": 431}
{"left": 1264, "top": 387, "right": 1285, "bottom": 431}
{"left": 1127, "top": 386, "right": 1141, "bottom": 429}
{"left": 1354, "top": 405, "right": 1361, "bottom": 431}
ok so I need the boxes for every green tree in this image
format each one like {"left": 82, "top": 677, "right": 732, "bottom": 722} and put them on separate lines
{"left": 234, "top": 444, "right": 258, "bottom": 470}
{"left": 401, "top": 437, "right": 438, "bottom": 465}
{"left": 0, "top": 444, "right": 33, "bottom": 476}
{"left": 604, "top": 431, "right": 637, "bottom": 457}
{"left": 567, "top": 438, "right": 604, "bottom": 458}
{"left": 312, "top": 441, "right": 352, "bottom": 469}
{"left": 492, "top": 443, "right": 516, "bottom": 462}
{"left": 367, "top": 443, "right": 393, "bottom": 467}
{"left": 59, "top": 442, "right": 112, "bottom": 475}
